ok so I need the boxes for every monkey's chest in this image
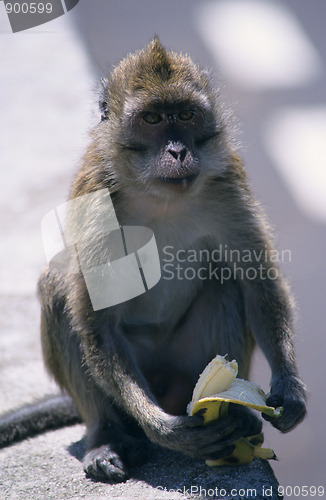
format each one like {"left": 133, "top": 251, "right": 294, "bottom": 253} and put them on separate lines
{"left": 121, "top": 259, "right": 204, "bottom": 327}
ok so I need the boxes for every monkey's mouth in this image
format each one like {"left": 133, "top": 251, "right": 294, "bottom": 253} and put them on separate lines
{"left": 157, "top": 173, "right": 199, "bottom": 189}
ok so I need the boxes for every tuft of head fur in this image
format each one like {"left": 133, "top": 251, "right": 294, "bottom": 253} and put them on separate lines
{"left": 101, "top": 37, "right": 213, "bottom": 118}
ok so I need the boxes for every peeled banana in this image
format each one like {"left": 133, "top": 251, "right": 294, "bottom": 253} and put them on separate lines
{"left": 190, "top": 355, "right": 238, "bottom": 402}
{"left": 187, "top": 355, "right": 282, "bottom": 466}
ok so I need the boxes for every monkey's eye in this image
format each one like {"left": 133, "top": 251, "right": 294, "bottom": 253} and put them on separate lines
{"left": 143, "top": 112, "right": 162, "bottom": 124}
{"left": 179, "top": 110, "right": 194, "bottom": 121}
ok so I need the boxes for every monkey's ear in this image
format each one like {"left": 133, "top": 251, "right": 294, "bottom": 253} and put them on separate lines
{"left": 99, "top": 100, "right": 109, "bottom": 121}
{"left": 99, "top": 77, "right": 110, "bottom": 121}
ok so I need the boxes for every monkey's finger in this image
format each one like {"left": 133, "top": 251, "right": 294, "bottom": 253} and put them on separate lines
{"left": 182, "top": 412, "right": 205, "bottom": 428}
{"left": 264, "top": 398, "right": 306, "bottom": 433}
{"left": 226, "top": 403, "right": 263, "bottom": 437}
{"left": 195, "top": 423, "right": 252, "bottom": 458}
{"left": 220, "top": 423, "right": 258, "bottom": 444}
{"left": 219, "top": 411, "right": 262, "bottom": 437}
{"left": 262, "top": 394, "right": 284, "bottom": 424}
{"left": 202, "top": 418, "right": 247, "bottom": 443}
{"left": 241, "top": 414, "right": 262, "bottom": 437}
{"left": 262, "top": 412, "right": 276, "bottom": 424}
{"left": 194, "top": 407, "right": 207, "bottom": 417}
{"left": 266, "top": 395, "right": 284, "bottom": 408}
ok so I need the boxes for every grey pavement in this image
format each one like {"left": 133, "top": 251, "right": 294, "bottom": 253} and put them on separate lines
{"left": 1, "top": 0, "right": 326, "bottom": 498}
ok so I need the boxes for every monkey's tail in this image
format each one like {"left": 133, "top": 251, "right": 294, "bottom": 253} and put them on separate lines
{"left": 0, "top": 393, "right": 82, "bottom": 448}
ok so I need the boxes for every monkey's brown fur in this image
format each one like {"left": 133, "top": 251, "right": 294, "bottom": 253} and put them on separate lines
{"left": 7, "top": 39, "right": 308, "bottom": 483}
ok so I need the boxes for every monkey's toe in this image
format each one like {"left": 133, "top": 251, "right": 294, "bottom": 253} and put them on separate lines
{"left": 83, "top": 445, "right": 129, "bottom": 483}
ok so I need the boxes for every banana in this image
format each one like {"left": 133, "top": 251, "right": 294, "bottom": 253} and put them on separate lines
{"left": 206, "top": 434, "right": 276, "bottom": 467}
{"left": 190, "top": 355, "right": 238, "bottom": 402}
{"left": 187, "top": 355, "right": 281, "bottom": 466}
{"left": 189, "top": 378, "right": 282, "bottom": 419}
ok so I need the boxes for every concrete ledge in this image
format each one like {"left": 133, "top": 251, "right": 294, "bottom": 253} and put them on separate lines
{"left": 0, "top": 423, "right": 281, "bottom": 499}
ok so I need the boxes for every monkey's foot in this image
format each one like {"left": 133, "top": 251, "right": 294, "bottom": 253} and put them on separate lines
{"left": 83, "top": 445, "right": 128, "bottom": 483}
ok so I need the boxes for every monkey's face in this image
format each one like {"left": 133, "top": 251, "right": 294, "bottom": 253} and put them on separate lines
{"left": 111, "top": 97, "right": 226, "bottom": 201}
{"left": 132, "top": 107, "right": 201, "bottom": 190}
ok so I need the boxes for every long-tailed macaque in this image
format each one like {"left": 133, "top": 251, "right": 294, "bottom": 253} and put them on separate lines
{"left": 0, "top": 39, "right": 306, "bottom": 483}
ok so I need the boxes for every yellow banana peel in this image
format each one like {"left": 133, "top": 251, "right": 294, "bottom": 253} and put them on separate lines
{"left": 206, "top": 433, "right": 276, "bottom": 466}
{"left": 187, "top": 355, "right": 282, "bottom": 466}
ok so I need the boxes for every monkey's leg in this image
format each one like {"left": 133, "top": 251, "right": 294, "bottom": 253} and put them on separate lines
{"left": 39, "top": 272, "right": 149, "bottom": 482}
{"left": 41, "top": 317, "right": 150, "bottom": 482}
{"left": 53, "top": 357, "right": 151, "bottom": 482}
{"left": 62, "top": 367, "right": 150, "bottom": 482}
{"left": 83, "top": 414, "right": 150, "bottom": 483}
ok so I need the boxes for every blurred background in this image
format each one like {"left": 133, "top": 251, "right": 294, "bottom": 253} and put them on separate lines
{"left": 0, "top": 0, "right": 325, "bottom": 492}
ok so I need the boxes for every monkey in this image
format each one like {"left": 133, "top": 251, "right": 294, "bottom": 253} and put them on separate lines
{"left": 0, "top": 38, "right": 306, "bottom": 483}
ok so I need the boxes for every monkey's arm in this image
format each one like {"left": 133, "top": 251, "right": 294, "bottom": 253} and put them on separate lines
{"left": 79, "top": 317, "right": 261, "bottom": 460}
{"left": 243, "top": 276, "right": 307, "bottom": 432}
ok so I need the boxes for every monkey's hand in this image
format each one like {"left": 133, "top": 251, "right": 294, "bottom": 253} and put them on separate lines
{"left": 146, "top": 405, "right": 262, "bottom": 461}
{"left": 263, "top": 374, "right": 307, "bottom": 433}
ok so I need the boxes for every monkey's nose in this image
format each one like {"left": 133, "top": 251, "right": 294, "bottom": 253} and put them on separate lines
{"left": 167, "top": 143, "right": 187, "bottom": 162}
